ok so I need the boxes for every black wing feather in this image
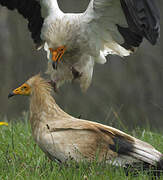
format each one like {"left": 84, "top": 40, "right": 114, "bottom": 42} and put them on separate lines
{"left": 0, "top": 0, "right": 44, "bottom": 45}
{"left": 120, "top": 0, "right": 160, "bottom": 45}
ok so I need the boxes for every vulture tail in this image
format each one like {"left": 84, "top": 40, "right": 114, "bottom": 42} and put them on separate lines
{"left": 110, "top": 134, "right": 163, "bottom": 176}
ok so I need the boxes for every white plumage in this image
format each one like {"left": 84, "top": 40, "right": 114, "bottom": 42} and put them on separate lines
{"left": 0, "top": 0, "right": 160, "bottom": 91}
{"left": 39, "top": 0, "right": 160, "bottom": 91}
{"left": 41, "top": 0, "right": 132, "bottom": 91}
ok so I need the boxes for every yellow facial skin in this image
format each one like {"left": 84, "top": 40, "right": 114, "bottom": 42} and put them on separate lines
{"left": 8, "top": 83, "right": 31, "bottom": 98}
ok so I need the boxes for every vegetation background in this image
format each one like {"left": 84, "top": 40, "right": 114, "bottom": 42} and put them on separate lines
{"left": 1, "top": 119, "right": 163, "bottom": 179}
{"left": 0, "top": 0, "right": 163, "bottom": 131}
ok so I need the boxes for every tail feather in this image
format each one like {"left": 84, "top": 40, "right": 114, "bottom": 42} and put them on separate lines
{"left": 110, "top": 134, "right": 163, "bottom": 175}
{"left": 131, "top": 139, "right": 163, "bottom": 166}
{"left": 132, "top": 144, "right": 162, "bottom": 165}
{"left": 125, "top": 140, "right": 163, "bottom": 177}
{"left": 104, "top": 42, "right": 131, "bottom": 57}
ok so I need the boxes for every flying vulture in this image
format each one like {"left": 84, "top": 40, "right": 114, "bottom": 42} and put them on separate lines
{"left": 0, "top": 0, "right": 160, "bottom": 91}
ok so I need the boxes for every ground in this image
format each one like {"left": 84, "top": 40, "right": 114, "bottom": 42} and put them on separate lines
{"left": 0, "top": 114, "right": 163, "bottom": 180}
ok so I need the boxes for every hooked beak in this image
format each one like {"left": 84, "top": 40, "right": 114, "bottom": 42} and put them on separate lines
{"left": 8, "top": 92, "right": 15, "bottom": 99}
{"left": 49, "top": 46, "right": 66, "bottom": 69}
{"left": 8, "top": 83, "right": 31, "bottom": 99}
{"left": 52, "top": 61, "right": 58, "bottom": 69}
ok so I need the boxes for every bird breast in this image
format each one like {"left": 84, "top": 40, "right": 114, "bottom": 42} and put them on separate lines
{"left": 41, "top": 15, "right": 83, "bottom": 50}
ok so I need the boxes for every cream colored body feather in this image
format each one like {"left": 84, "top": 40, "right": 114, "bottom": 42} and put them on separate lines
{"left": 25, "top": 75, "right": 163, "bottom": 168}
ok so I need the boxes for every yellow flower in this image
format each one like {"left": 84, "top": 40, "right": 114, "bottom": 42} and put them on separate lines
{"left": 0, "top": 122, "right": 8, "bottom": 126}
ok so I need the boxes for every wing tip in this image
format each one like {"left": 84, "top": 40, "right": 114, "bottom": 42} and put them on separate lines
{"left": 121, "top": 0, "right": 160, "bottom": 46}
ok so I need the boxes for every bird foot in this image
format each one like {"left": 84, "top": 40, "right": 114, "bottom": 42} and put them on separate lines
{"left": 71, "top": 67, "right": 82, "bottom": 80}
{"left": 78, "top": 115, "right": 82, "bottom": 119}
{"left": 48, "top": 80, "right": 58, "bottom": 92}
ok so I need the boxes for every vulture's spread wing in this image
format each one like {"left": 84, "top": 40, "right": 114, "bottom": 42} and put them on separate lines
{"left": 84, "top": 0, "right": 160, "bottom": 50}
{"left": 0, "top": 0, "right": 44, "bottom": 46}
{"left": 120, "top": 0, "right": 160, "bottom": 45}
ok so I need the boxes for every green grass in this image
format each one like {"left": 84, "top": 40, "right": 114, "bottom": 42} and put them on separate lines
{"left": 0, "top": 115, "right": 163, "bottom": 180}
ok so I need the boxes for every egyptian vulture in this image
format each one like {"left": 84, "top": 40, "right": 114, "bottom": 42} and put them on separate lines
{"left": 0, "top": 0, "right": 160, "bottom": 91}
{"left": 8, "top": 75, "right": 163, "bottom": 175}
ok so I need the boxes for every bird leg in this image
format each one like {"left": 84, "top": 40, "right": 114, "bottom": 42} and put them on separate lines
{"left": 71, "top": 67, "right": 82, "bottom": 80}
{"left": 78, "top": 115, "right": 82, "bottom": 119}
{"left": 49, "top": 46, "right": 66, "bottom": 69}
{"left": 48, "top": 80, "right": 58, "bottom": 92}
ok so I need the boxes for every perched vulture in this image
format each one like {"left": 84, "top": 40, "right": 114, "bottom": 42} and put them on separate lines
{"left": 8, "top": 74, "right": 163, "bottom": 176}
{"left": 1, "top": 0, "right": 160, "bottom": 91}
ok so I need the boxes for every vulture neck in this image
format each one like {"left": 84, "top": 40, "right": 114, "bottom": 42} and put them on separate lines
{"left": 41, "top": 0, "right": 61, "bottom": 14}
{"left": 29, "top": 81, "right": 68, "bottom": 124}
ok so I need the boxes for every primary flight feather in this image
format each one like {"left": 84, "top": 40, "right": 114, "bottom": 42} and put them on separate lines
{"left": 0, "top": 0, "right": 160, "bottom": 91}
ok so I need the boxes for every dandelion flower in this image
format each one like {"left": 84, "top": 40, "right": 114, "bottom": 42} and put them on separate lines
{"left": 0, "top": 122, "right": 8, "bottom": 126}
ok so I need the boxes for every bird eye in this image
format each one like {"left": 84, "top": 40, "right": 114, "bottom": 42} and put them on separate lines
{"left": 21, "top": 86, "right": 27, "bottom": 90}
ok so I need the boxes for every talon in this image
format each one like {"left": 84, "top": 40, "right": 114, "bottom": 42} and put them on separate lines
{"left": 71, "top": 67, "right": 82, "bottom": 80}
{"left": 78, "top": 115, "right": 82, "bottom": 119}
{"left": 48, "top": 80, "right": 58, "bottom": 92}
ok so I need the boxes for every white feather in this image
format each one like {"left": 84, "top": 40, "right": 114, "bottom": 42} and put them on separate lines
{"left": 40, "top": 0, "right": 132, "bottom": 90}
